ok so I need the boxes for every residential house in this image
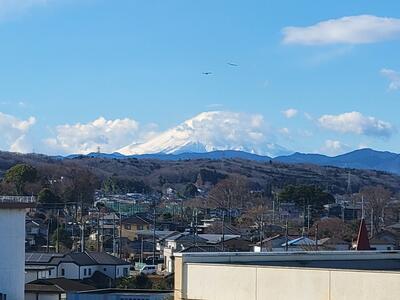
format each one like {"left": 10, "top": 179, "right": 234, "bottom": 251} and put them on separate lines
{"left": 317, "top": 238, "right": 350, "bottom": 251}
{"left": 120, "top": 215, "right": 152, "bottom": 241}
{"left": 281, "top": 236, "right": 318, "bottom": 251}
{"left": 370, "top": 238, "right": 397, "bottom": 251}
{"left": 68, "top": 288, "right": 173, "bottom": 300}
{"left": 25, "top": 278, "right": 94, "bottom": 300}
{"left": 26, "top": 218, "right": 48, "bottom": 251}
{"left": 253, "top": 235, "right": 291, "bottom": 252}
{"left": 26, "top": 251, "right": 131, "bottom": 282}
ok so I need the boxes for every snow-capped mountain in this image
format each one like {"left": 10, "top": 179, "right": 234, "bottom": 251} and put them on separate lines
{"left": 118, "top": 111, "right": 291, "bottom": 157}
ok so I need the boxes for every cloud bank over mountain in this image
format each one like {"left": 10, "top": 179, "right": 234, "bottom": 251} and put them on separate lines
{"left": 0, "top": 109, "right": 397, "bottom": 157}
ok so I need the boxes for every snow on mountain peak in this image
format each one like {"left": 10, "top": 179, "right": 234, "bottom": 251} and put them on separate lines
{"left": 118, "top": 111, "right": 290, "bottom": 157}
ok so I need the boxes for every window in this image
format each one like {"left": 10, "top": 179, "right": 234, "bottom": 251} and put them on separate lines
{"left": 104, "top": 268, "right": 107, "bottom": 272}
{"left": 137, "top": 225, "right": 143, "bottom": 230}
{"left": 124, "top": 224, "right": 131, "bottom": 230}
{"left": 88, "top": 268, "right": 92, "bottom": 276}
{"left": 123, "top": 267, "right": 129, "bottom": 276}
{"left": 84, "top": 269, "right": 87, "bottom": 276}
{"left": 48, "top": 269, "right": 52, "bottom": 276}
{"left": 61, "top": 269, "right": 65, "bottom": 276}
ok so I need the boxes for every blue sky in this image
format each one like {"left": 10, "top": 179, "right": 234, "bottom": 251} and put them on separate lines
{"left": 0, "top": 0, "right": 399, "bottom": 156}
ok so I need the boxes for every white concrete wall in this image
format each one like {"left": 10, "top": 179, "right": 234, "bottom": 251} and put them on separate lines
{"left": 25, "top": 293, "right": 61, "bottom": 300}
{"left": 0, "top": 209, "right": 26, "bottom": 300}
{"left": 180, "top": 263, "right": 400, "bottom": 300}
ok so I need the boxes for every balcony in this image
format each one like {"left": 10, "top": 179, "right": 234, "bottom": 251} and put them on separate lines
{"left": 0, "top": 196, "right": 36, "bottom": 209}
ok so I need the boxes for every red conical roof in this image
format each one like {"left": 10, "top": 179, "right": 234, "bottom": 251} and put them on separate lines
{"left": 356, "top": 218, "right": 371, "bottom": 251}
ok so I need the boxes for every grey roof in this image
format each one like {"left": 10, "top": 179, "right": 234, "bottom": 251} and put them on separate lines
{"left": 87, "top": 252, "right": 130, "bottom": 265}
{"left": 180, "top": 245, "right": 223, "bottom": 253}
{"left": 26, "top": 251, "right": 130, "bottom": 267}
{"left": 29, "top": 278, "right": 95, "bottom": 292}
{"left": 121, "top": 215, "right": 151, "bottom": 225}
{"left": 198, "top": 234, "right": 240, "bottom": 244}
{"left": 26, "top": 253, "right": 64, "bottom": 265}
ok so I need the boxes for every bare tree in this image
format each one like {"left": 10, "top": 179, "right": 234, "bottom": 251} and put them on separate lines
{"left": 360, "top": 186, "right": 391, "bottom": 235}
{"left": 208, "top": 175, "right": 250, "bottom": 224}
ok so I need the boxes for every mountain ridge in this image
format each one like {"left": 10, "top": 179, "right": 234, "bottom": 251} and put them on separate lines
{"left": 65, "top": 148, "right": 400, "bottom": 175}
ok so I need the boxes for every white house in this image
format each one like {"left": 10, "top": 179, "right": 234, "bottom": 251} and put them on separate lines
{"left": 26, "top": 251, "right": 130, "bottom": 282}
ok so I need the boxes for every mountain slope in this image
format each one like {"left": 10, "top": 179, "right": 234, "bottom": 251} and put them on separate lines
{"left": 274, "top": 148, "right": 400, "bottom": 174}
{"left": 118, "top": 111, "right": 289, "bottom": 157}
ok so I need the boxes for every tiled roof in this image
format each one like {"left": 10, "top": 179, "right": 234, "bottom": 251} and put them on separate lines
{"left": 28, "top": 278, "right": 95, "bottom": 292}
{"left": 121, "top": 215, "right": 151, "bottom": 225}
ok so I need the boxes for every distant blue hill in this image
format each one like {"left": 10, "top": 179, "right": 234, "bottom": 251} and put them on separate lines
{"left": 274, "top": 148, "right": 400, "bottom": 174}
{"left": 65, "top": 148, "right": 400, "bottom": 175}
{"left": 66, "top": 150, "right": 273, "bottom": 161}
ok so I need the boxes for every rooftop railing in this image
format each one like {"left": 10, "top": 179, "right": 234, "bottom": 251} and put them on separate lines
{"left": 0, "top": 195, "right": 36, "bottom": 204}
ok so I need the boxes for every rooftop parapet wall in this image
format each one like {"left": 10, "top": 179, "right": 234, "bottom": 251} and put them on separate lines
{"left": 175, "top": 250, "right": 400, "bottom": 265}
{"left": 0, "top": 196, "right": 36, "bottom": 209}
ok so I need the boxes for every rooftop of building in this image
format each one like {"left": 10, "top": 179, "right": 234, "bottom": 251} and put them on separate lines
{"left": 71, "top": 288, "right": 173, "bottom": 295}
{"left": 26, "top": 251, "right": 130, "bottom": 266}
{"left": 0, "top": 195, "right": 36, "bottom": 209}
{"left": 175, "top": 250, "right": 400, "bottom": 272}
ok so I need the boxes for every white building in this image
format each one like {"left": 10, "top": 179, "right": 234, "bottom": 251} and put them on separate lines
{"left": 174, "top": 251, "right": 400, "bottom": 300}
{"left": 0, "top": 196, "right": 36, "bottom": 300}
{"left": 25, "top": 251, "right": 131, "bottom": 282}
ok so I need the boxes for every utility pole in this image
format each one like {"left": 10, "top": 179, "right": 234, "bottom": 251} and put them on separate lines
{"left": 56, "top": 209, "right": 60, "bottom": 253}
{"left": 314, "top": 224, "right": 319, "bottom": 251}
{"left": 80, "top": 222, "right": 85, "bottom": 252}
{"left": 272, "top": 196, "right": 275, "bottom": 225}
{"left": 112, "top": 212, "right": 116, "bottom": 255}
{"left": 97, "top": 210, "right": 100, "bottom": 252}
{"left": 140, "top": 237, "right": 144, "bottom": 264}
{"left": 119, "top": 201, "right": 122, "bottom": 258}
{"left": 370, "top": 208, "right": 374, "bottom": 238}
{"left": 361, "top": 195, "right": 365, "bottom": 219}
{"left": 152, "top": 197, "right": 157, "bottom": 265}
{"left": 221, "top": 210, "right": 225, "bottom": 251}
{"left": 47, "top": 218, "right": 51, "bottom": 253}
{"left": 101, "top": 212, "right": 104, "bottom": 252}
{"left": 193, "top": 209, "right": 198, "bottom": 246}
{"left": 259, "top": 210, "right": 264, "bottom": 252}
{"left": 307, "top": 205, "right": 311, "bottom": 235}
{"left": 80, "top": 195, "right": 84, "bottom": 252}
{"left": 285, "top": 217, "right": 289, "bottom": 252}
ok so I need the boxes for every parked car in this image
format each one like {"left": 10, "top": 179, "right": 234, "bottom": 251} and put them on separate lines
{"left": 139, "top": 265, "right": 157, "bottom": 275}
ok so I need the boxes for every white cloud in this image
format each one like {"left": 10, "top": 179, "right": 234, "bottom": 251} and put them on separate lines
{"left": 44, "top": 116, "right": 155, "bottom": 154}
{"left": 380, "top": 68, "right": 400, "bottom": 91}
{"left": 0, "top": 111, "right": 35, "bottom": 152}
{"left": 0, "top": 0, "right": 51, "bottom": 20}
{"left": 320, "top": 139, "right": 350, "bottom": 156}
{"left": 318, "top": 111, "right": 395, "bottom": 137}
{"left": 282, "top": 108, "right": 298, "bottom": 118}
{"left": 282, "top": 15, "right": 400, "bottom": 45}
